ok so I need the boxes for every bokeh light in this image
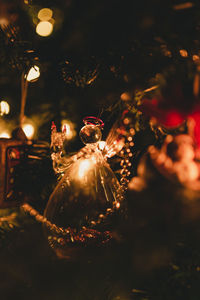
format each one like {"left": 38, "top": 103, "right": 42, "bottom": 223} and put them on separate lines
{"left": 38, "top": 8, "right": 53, "bottom": 21}
{"left": 0, "top": 18, "right": 9, "bottom": 27}
{"left": 36, "top": 21, "right": 53, "bottom": 37}
{"left": 0, "top": 101, "right": 10, "bottom": 116}
{"left": 0, "top": 131, "right": 10, "bottom": 138}
{"left": 22, "top": 123, "right": 35, "bottom": 139}
{"left": 193, "top": 55, "right": 199, "bottom": 61}
{"left": 26, "top": 66, "right": 40, "bottom": 82}
{"left": 61, "top": 119, "right": 76, "bottom": 140}
{"left": 179, "top": 49, "right": 188, "bottom": 57}
{"left": 120, "top": 92, "right": 131, "bottom": 101}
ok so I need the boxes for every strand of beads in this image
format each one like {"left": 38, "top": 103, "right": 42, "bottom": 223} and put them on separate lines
{"left": 21, "top": 203, "right": 113, "bottom": 247}
{"left": 119, "top": 127, "right": 135, "bottom": 193}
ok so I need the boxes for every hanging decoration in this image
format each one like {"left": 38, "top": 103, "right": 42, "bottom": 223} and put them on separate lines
{"left": 21, "top": 112, "right": 135, "bottom": 259}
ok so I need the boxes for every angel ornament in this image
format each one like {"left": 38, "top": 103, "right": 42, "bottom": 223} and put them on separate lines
{"left": 44, "top": 115, "right": 134, "bottom": 259}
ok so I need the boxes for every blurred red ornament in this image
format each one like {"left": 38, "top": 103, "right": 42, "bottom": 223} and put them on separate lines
{"left": 140, "top": 98, "right": 186, "bottom": 128}
{"left": 139, "top": 98, "right": 200, "bottom": 155}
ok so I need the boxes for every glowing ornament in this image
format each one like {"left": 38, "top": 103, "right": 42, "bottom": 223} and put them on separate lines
{"left": 50, "top": 121, "right": 67, "bottom": 174}
{"left": 36, "top": 21, "right": 53, "bottom": 37}
{"left": 43, "top": 115, "right": 134, "bottom": 260}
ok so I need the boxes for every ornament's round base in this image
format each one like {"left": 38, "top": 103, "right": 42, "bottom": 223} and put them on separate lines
{"left": 53, "top": 243, "right": 112, "bottom": 261}
{"left": 45, "top": 225, "right": 116, "bottom": 261}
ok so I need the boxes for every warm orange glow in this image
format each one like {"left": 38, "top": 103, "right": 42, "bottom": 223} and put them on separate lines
{"left": 193, "top": 55, "right": 200, "bottom": 61}
{"left": 22, "top": 123, "right": 35, "bottom": 139}
{"left": 173, "top": 2, "right": 194, "bottom": 10}
{"left": 0, "top": 101, "right": 10, "bottom": 116}
{"left": 120, "top": 92, "right": 131, "bottom": 101}
{"left": 98, "top": 141, "right": 106, "bottom": 150}
{"left": 78, "top": 160, "right": 92, "bottom": 179}
{"left": 129, "top": 128, "right": 135, "bottom": 135}
{"left": 38, "top": 8, "right": 53, "bottom": 21}
{"left": 179, "top": 49, "right": 188, "bottom": 57}
{"left": 0, "top": 131, "right": 10, "bottom": 138}
{"left": 61, "top": 119, "right": 76, "bottom": 140}
{"left": 144, "top": 85, "right": 159, "bottom": 93}
{"left": 116, "top": 202, "right": 120, "bottom": 208}
{"left": 124, "top": 117, "right": 130, "bottom": 125}
{"left": 0, "top": 18, "right": 9, "bottom": 27}
{"left": 26, "top": 66, "right": 40, "bottom": 82}
{"left": 36, "top": 21, "right": 53, "bottom": 37}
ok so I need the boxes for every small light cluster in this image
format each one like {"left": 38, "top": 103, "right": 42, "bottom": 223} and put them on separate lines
{"left": 36, "top": 8, "right": 54, "bottom": 37}
{"left": 178, "top": 48, "right": 200, "bottom": 63}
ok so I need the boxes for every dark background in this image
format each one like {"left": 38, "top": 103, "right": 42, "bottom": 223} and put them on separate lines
{"left": 1, "top": 0, "right": 200, "bottom": 145}
{"left": 1, "top": 1, "right": 200, "bottom": 299}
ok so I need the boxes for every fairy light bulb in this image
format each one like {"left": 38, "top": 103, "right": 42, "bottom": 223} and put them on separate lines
{"left": 0, "top": 101, "right": 10, "bottom": 116}
{"left": 0, "top": 131, "right": 10, "bottom": 138}
{"left": 26, "top": 66, "right": 40, "bottom": 82}
{"left": 36, "top": 21, "right": 53, "bottom": 37}
{"left": 38, "top": 8, "right": 53, "bottom": 21}
{"left": 22, "top": 123, "right": 35, "bottom": 139}
{"left": 179, "top": 49, "right": 188, "bottom": 57}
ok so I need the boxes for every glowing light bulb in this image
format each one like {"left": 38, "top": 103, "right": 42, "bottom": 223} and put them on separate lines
{"left": 78, "top": 159, "right": 92, "bottom": 179}
{"left": 0, "top": 101, "right": 10, "bottom": 116}
{"left": 36, "top": 21, "right": 53, "bottom": 37}
{"left": 38, "top": 8, "right": 53, "bottom": 21}
{"left": 0, "top": 131, "right": 10, "bottom": 138}
{"left": 193, "top": 55, "right": 199, "bottom": 61}
{"left": 179, "top": 49, "right": 188, "bottom": 57}
{"left": 22, "top": 123, "right": 35, "bottom": 139}
{"left": 120, "top": 92, "right": 131, "bottom": 101}
{"left": 26, "top": 66, "right": 40, "bottom": 82}
{"left": 116, "top": 202, "right": 120, "bottom": 209}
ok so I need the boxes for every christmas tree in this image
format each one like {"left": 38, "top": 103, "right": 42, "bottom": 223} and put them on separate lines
{"left": 1, "top": 0, "right": 200, "bottom": 299}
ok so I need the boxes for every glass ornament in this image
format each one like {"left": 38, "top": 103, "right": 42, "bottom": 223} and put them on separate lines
{"left": 79, "top": 124, "right": 102, "bottom": 144}
{"left": 43, "top": 115, "right": 133, "bottom": 260}
{"left": 50, "top": 121, "right": 67, "bottom": 175}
